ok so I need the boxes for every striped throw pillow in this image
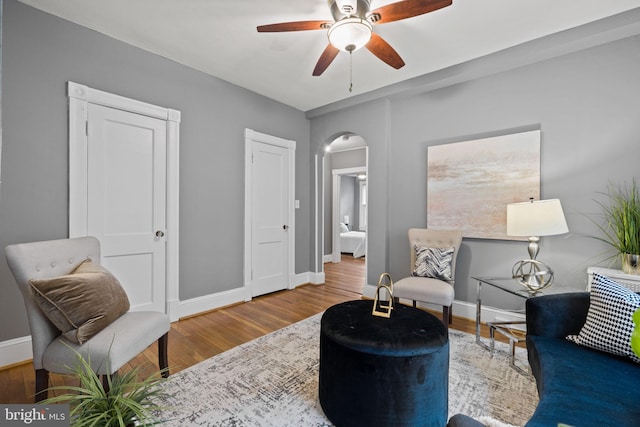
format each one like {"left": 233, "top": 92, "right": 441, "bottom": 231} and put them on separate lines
{"left": 412, "top": 246, "right": 454, "bottom": 281}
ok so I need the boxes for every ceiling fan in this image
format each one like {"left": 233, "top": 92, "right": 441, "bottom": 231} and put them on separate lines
{"left": 257, "top": 0, "right": 452, "bottom": 76}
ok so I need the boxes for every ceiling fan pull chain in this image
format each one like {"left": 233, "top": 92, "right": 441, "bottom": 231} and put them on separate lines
{"left": 349, "top": 49, "right": 353, "bottom": 92}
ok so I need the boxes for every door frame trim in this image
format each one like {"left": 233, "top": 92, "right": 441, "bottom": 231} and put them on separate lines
{"left": 244, "top": 128, "right": 296, "bottom": 301}
{"left": 67, "top": 81, "right": 181, "bottom": 321}
{"left": 331, "top": 166, "right": 366, "bottom": 263}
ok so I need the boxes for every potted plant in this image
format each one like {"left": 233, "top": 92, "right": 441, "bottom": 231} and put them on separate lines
{"left": 594, "top": 179, "right": 640, "bottom": 275}
{"left": 43, "top": 351, "right": 169, "bottom": 427}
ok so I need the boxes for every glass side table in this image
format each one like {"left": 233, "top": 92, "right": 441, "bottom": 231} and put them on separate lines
{"left": 473, "top": 276, "right": 583, "bottom": 374}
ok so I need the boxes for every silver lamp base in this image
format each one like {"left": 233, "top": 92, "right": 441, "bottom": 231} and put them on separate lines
{"left": 512, "top": 259, "right": 554, "bottom": 293}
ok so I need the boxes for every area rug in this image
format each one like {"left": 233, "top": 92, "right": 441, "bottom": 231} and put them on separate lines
{"left": 154, "top": 312, "right": 537, "bottom": 426}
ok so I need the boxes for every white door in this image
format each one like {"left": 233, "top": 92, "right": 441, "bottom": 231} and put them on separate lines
{"left": 250, "top": 141, "right": 289, "bottom": 297}
{"left": 86, "top": 103, "right": 167, "bottom": 312}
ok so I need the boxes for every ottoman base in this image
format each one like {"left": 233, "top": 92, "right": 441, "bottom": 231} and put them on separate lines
{"left": 319, "top": 300, "right": 449, "bottom": 427}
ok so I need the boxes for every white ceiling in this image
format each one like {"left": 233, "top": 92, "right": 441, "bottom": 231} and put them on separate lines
{"left": 18, "top": 0, "right": 640, "bottom": 112}
{"left": 329, "top": 133, "right": 367, "bottom": 152}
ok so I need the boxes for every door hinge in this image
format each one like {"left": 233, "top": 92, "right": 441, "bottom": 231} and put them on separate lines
{"left": 251, "top": 152, "right": 254, "bottom": 164}
{"left": 85, "top": 121, "right": 89, "bottom": 136}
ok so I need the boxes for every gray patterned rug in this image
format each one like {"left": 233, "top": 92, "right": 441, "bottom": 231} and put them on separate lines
{"left": 155, "top": 312, "right": 537, "bottom": 426}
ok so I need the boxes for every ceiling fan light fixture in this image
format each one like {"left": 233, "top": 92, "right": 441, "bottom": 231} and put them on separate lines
{"left": 327, "top": 18, "right": 372, "bottom": 52}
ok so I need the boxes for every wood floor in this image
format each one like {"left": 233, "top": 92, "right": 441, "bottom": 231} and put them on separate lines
{"left": 0, "top": 254, "right": 487, "bottom": 404}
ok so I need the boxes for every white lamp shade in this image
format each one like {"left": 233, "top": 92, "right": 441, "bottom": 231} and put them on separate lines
{"left": 507, "top": 199, "right": 569, "bottom": 237}
{"left": 328, "top": 18, "right": 372, "bottom": 52}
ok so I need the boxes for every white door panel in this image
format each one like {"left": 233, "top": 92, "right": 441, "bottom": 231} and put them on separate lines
{"left": 251, "top": 142, "right": 289, "bottom": 297}
{"left": 102, "top": 252, "right": 154, "bottom": 308}
{"left": 87, "top": 103, "right": 167, "bottom": 312}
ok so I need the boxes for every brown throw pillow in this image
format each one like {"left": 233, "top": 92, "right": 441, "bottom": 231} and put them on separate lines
{"left": 29, "top": 260, "right": 130, "bottom": 344}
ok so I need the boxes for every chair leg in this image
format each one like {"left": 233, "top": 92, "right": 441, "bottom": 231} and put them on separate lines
{"left": 102, "top": 374, "right": 115, "bottom": 394}
{"left": 412, "top": 300, "right": 417, "bottom": 308}
{"left": 449, "top": 305, "right": 453, "bottom": 324}
{"left": 159, "top": 332, "right": 169, "bottom": 377}
{"left": 35, "top": 369, "right": 49, "bottom": 403}
{"left": 442, "top": 306, "right": 450, "bottom": 328}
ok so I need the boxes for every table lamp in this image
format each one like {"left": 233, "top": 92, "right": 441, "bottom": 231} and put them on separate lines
{"left": 507, "top": 198, "right": 569, "bottom": 292}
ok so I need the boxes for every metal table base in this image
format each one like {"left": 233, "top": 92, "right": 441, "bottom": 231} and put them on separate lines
{"left": 475, "top": 278, "right": 529, "bottom": 374}
{"left": 488, "top": 321, "right": 528, "bottom": 374}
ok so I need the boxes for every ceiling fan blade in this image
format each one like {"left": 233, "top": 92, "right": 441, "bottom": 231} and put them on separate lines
{"left": 313, "top": 44, "right": 340, "bottom": 76}
{"left": 366, "top": 33, "right": 405, "bottom": 69}
{"left": 369, "top": 0, "right": 452, "bottom": 24}
{"left": 257, "top": 20, "right": 332, "bottom": 32}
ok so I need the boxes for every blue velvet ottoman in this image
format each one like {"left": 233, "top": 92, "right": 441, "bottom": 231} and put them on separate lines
{"left": 319, "top": 300, "right": 449, "bottom": 427}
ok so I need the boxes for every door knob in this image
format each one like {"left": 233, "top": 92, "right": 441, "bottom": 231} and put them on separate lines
{"left": 283, "top": 225, "right": 289, "bottom": 230}
{"left": 155, "top": 230, "right": 165, "bottom": 237}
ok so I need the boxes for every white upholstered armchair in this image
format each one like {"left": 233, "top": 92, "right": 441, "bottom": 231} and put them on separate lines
{"left": 5, "top": 236, "right": 170, "bottom": 402}
{"left": 393, "top": 228, "right": 463, "bottom": 326}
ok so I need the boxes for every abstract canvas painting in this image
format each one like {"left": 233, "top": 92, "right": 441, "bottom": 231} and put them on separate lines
{"left": 427, "top": 130, "right": 540, "bottom": 240}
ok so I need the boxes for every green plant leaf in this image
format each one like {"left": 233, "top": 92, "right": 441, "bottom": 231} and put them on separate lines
{"left": 591, "top": 179, "right": 640, "bottom": 256}
{"left": 41, "top": 345, "right": 169, "bottom": 427}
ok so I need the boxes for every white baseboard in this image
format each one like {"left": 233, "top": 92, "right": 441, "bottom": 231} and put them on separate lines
{"left": 292, "top": 272, "right": 324, "bottom": 286}
{"left": 323, "top": 254, "right": 332, "bottom": 263}
{"left": 178, "top": 270, "right": 325, "bottom": 319}
{"left": 178, "top": 287, "right": 248, "bottom": 319}
{"left": 308, "top": 271, "right": 325, "bottom": 285}
{"left": 451, "top": 300, "right": 526, "bottom": 328}
{"left": 167, "top": 298, "right": 180, "bottom": 322}
{"left": 0, "top": 336, "right": 32, "bottom": 369}
{"left": 362, "top": 283, "right": 526, "bottom": 325}
{"left": 292, "top": 273, "right": 303, "bottom": 288}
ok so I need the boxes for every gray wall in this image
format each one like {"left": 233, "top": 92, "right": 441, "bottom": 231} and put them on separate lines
{"left": 340, "top": 176, "right": 360, "bottom": 231}
{"left": 0, "top": 0, "right": 2, "bottom": 181}
{"left": 310, "top": 34, "right": 640, "bottom": 309}
{"left": 2, "top": 0, "right": 639, "bottom": 345}
{"left": 0, "top": 0, "right": 310, "bottom": 341}
{"left": 311, "top": 101, "right": 391, "bottom": 282}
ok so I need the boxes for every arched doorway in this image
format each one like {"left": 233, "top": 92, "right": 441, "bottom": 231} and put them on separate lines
{"left": 321, "top": 133, "right": 368, "bottom": 292}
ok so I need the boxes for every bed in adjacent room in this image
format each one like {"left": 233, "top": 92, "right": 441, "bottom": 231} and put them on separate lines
{"left": 339, "top": 223, "right": 366, "bottom": 258}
